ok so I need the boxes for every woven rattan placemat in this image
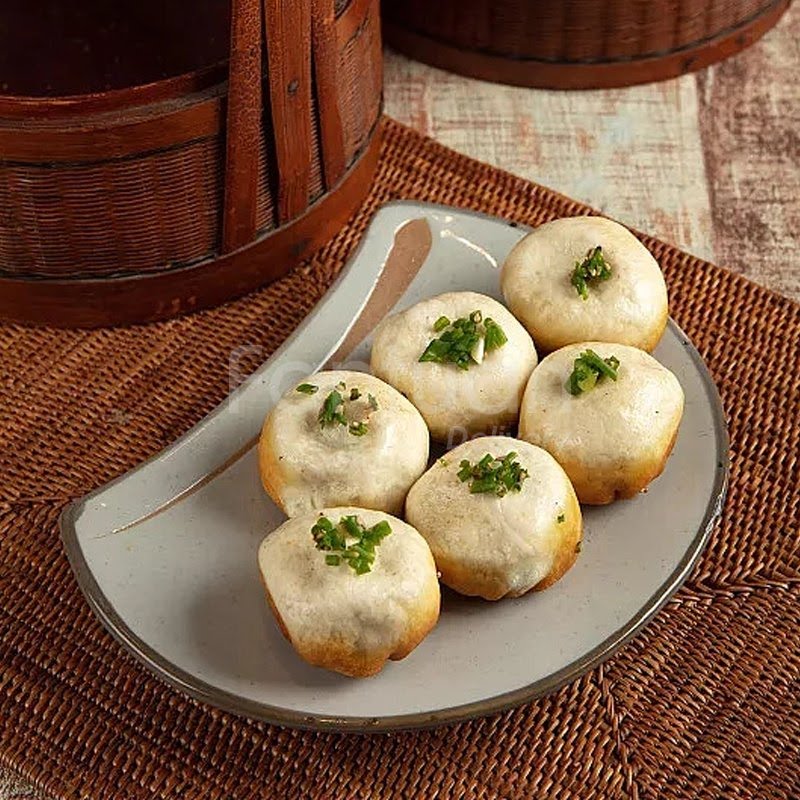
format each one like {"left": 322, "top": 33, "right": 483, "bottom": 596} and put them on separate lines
{"left": 1, "top": 118, "right": 797, "bottom": 800}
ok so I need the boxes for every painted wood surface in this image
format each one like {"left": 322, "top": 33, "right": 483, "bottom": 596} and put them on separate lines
{"left": 385, "top": 6, "right": 798, "bottom": 301}
{"left": 0, "top": 6, "right": 796, "bottom": 799}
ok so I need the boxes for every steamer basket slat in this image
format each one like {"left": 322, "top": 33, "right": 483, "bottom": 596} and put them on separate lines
{"left": 0, "top": 0, "right": 383, "bottom": 326}
{"left": 222, "top": 0, "right": 264, "bottom": 253}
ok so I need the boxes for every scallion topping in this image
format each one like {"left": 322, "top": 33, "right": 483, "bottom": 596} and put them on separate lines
{"left": 318, "top": 384, "right": 376, "bottom": 435}
{"left": 311, "top": 514, "right": 392, "bottom": 574}
{"left": 433, "top": 315, "right": 451, "bottom": 332}
{"left": 419, "top": 310, "right": 508, "bottom": 370}
{"left": 296, "top": 383, "right": 318, "bottom": 394}
{"left": 457, "top": 452, "right": 528, "bottom": 497}
{"left": 567, "top": 349, "right": 620, "bottom": 395}
{"left": 571, "top": 245, "right": 611, "bottom": 300}
{"left": 318, "top": 389, "right": 346, "bottom": 428}
{"left": 484, "top": 318, "right": 508, "bottom": 351}
{"left": 348, "top": 421, "right": 368, "bottom": 436}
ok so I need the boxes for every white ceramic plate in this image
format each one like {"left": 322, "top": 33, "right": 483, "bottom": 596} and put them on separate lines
{"left": 61, "top": 202, "right": 728, "bottom": 732}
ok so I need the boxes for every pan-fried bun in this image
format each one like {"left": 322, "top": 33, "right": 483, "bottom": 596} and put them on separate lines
{"left": 259, "top": 371, "right": 429, "bottom": 517}
{"left": 502, "top": 216, "right": 668, "bottom": 352}
{"left": 405, "top": 437, "right": 582, "bottom": 600}
{"left": 258, "top": 507, "right": 440, "bottom": 677}
{"left": 519, "top": 342, "right": 684, "bottom": 504}
{"left": 371, "top": 292, "right": 537, "bottom": 442}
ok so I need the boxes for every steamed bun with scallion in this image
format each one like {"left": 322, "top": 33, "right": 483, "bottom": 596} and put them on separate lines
{"left": 519, "top": 343, "right": 684, "bottom": 504}
{"left": 370, "top": 292, "right": 537, "bottom": 442}
{"left": 501, "top": 216, "right": 668, "bottom": 352}
{"left": 259, "top": 371, "right": 429, "bottom": 517}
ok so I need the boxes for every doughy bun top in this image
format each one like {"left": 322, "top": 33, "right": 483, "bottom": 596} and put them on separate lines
{"left": 259, "top": 507, "right": 438, "bottom": 654}
{"left": 520, "top": 342, "right": 684, "bottom": 468}
{"left": 261, "top": 370, "right": 429, "bottom": 516}
{"left": 406, "top": 436, "right": 576, "bottom": 595}
{"left": 370, "top": 292, "right": 537, "bottom": 440}
{"left": 501, "top": 216, "right": 668, "bottom": 352}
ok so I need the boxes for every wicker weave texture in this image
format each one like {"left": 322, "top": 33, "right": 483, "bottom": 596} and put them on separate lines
{"left": 0, "top": 118, "right": 797, "bottom": 799}
{"left": 382, "top": 0, "right": 778, "bottom": 61}
{"left": 0, "top": 137, "right": 224, "bottom": 278}
{"left": 0, "top": 1, "right": 381, "bottom": 280}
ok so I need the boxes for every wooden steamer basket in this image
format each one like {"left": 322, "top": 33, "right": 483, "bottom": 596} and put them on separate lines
{"left": 0, "top": 0, "right": 383, "bottom": 327}
{"left": 382, "top": 0, "right": 790, "bottom": 88}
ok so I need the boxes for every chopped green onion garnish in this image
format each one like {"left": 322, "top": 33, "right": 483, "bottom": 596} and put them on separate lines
{"left": 433, "top": 315, "right": 451, "bottom": 332}
{"left": 571, "top": 245, "right": 611, "bottom": 300}
{"left": 470, "top": 335, "right": 485, "bottom": 365}
{"left": 567, "top": 349, "right": 620, "bottom": 396}
{"left": 581, "top": 349, "right": 619, "bottom": 379}
{"left": 318, "top": 389, "right": 346, "bottom": 427}
{"left": 419, "top": 310, "right": 508, "bottom": 370}
{"left": 341, "top": 515, "right": 361, "bottom": 537}
{"left": 456, "top": 451, "right": 528, "bottom": 497}
{"left": 312, "top": 515, "right": 392, "bottom": 574}
{"left": 469, "top": 475, "right": 497, "bottom": 494}
{"left": 318, "top": 383, "right": 375, "bottom": 434}
{"left": 557, "top": 513, "right": 565, "bottom": 524}
{"left": 484, "top": 318, "right": 508, "bottom": 352}
{"left": 348, "top": 421, "right": 368, "bottom": 437}
{"left": 296, "top": 383, "right": 318, "bottom": 394}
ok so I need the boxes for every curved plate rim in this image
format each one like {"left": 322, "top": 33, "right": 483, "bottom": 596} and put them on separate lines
{"left": 60, "top": 203, "right": 729, "bottom": 733}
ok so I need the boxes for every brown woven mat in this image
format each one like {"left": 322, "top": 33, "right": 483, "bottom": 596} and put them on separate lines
{"left": 0, "top": 117, "right": 798, "bottom": 800}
